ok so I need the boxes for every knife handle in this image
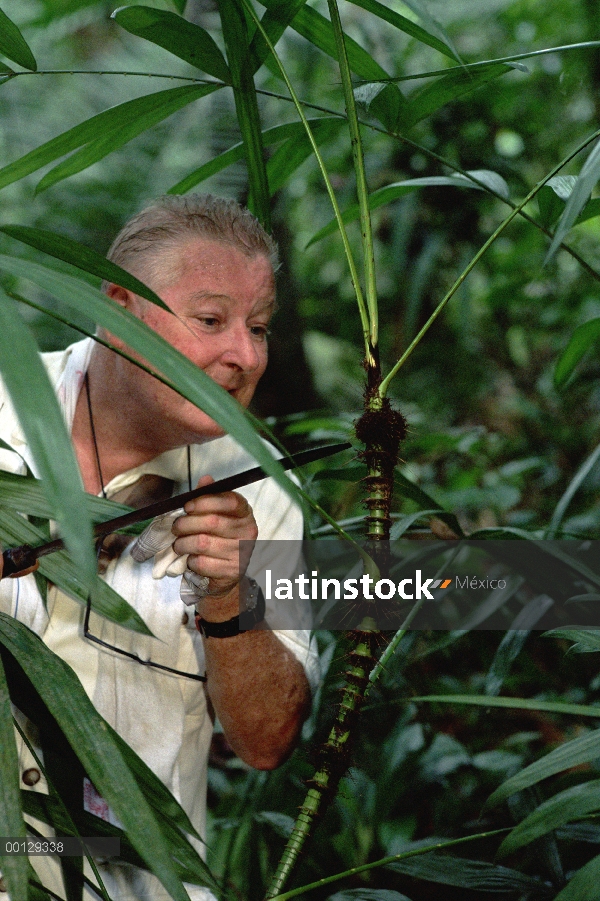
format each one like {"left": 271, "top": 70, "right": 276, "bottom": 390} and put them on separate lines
{"left": 1, "top": 545, "right": 38, "bottom": 579}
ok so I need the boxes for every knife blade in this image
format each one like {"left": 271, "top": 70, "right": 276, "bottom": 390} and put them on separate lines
{"left": 1, "top": 441, "right": 351, "bottom": 577}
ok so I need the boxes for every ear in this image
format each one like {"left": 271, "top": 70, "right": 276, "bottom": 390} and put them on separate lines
{"left": 105, "top": 283, "right": 132, "bottom": 307}
{"left": 105, "top": 283, "right": 146, "bottom": 319}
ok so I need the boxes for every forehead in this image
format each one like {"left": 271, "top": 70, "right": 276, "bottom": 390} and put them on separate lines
{"left": 163, "top": 239, "right": 275, "bottom": 308}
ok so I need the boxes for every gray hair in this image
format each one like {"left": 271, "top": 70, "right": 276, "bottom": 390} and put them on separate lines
{"left": 102, "top": 194, "right": 279, "bottom": 292}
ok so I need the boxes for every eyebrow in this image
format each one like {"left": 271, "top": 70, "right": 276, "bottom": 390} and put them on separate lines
{"left": 187, "top": 292, "right": 276, "bottom": 314}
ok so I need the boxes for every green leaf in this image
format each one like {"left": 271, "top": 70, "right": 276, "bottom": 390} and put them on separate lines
{"left": 546, "top": 137, "right": 600, "bottom": 263}
{"left": 488, "top": 727, "right": 600, "bottom": 807}
{"left": 399, "top": 62, "right": 515, "bottom": 130}
{"left": 354, "top": 81, "right": 405, "bottom": 132}
{"left": 0, "top": 7, "right": 36, "bottom": 70}
{"left": 0, "top": 226, "right": 170, "bottom": 311}
{"left": 413, "top": 694, "right": 600, "bottom": 718}
{"left": 554, "top": 854, "right": 600, "bottom": 900}
{"left": 387, "top": 853, "right": 543, "bottom": 892}
{"left": 307, "top": 171, "right": 509, "bottom": 246}
{"left": 485, "top": 629, "right": 530, "bottom": 696}
{"left": 577, "top": 197, "right": 600, "bottom": 223}
{"left": 112, "top": 6, "right": 230, "bottom": 82}
{"left": 169, "top": 117, "right": 341, "bottom": 194}
{"left": 0, "top": 256, "right": 297, "bottom": 504}
{"left": 36, "top": 84, "right": 221, "bottom": 194}
{"left": 249, "top": 0, "right": 309, "bottom": 73}
{"left": 218, "top": 0, "right": 271, "bottom": 228}
{"left": 498, "top": 778, "right": 600, "bottom": 858}
{"left": 544, "top": 628, "right": 600, "bottom": 653}
{"left": 287, "top": 2, "right": 391, "bottom": 81}
{"left": 390, "top": 509, "right": 445, "bottom": 539}
{"left": 547, "top": 438, "right": 600, "bottom": 534}
{"left": 347, "top": 0, "right": 457, "bottom": 60}
{"left": 0, "top": 656, "right": 28, "bottom": 901}
{"left": 0, "top": 506, "right": 152, "bottom": 634}
{"left": 0, "top": 85, "right": 220, "bottom": 193}
{"left": 554, "top": 318, "right": 600, "bottom": 388}
{"left": 267, "top": 117, "right": 342, "bottom": 194}
{"left": 0, "top": 290, "right": 96, "bottom": 588}
{"left": 21, "top": 792, "right": 207, "bottom": 885}
{"left": 0, "top": 614, "right": 217, "bottom": 899}
{"left": 538, "top": 176, "right": 600, "bottom": 229}
{"left": 106, "top": 724, "right": 200, "bottom": 839}
{"left": 538, "top": 176, "right": 577, "bottom": 228}
{"left": 0, "top": 470, "right": 132, "bottom": 522}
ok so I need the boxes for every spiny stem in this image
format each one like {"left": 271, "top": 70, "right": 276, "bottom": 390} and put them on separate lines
{"left": 327, "top": 0, "right": 378, "bottom": 349}
{"left": 264, "top": 631, "right": 377, "bottom": 899}
{"left": 237, "top": 0, "right": 373, "bottom": 364}
{"left": 379, "top": 125, "right": 600, "bottom": 396}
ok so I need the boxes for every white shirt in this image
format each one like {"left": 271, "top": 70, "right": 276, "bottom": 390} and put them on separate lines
{"left": 0, "top": 338, "right": 318, "bottom": 901}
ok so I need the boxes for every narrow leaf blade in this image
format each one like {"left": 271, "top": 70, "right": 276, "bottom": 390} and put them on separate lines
{"left": 554, "top": 318, "right": 600, "bottom": 387}
{"left": 488, "top": 728, "right": 600, "bottom": 806}
{"left": 400, "top": 62, "right": 515, "bottom": 130}
{"left": 0, "top": 656, "right": 28, "bottom": 901}
{"left": 0, "top": 507, "right": 152, "bottom": 634}
{"left": 546, "top": 138, "right": 600, "bottom": 263}
{"left": 348, "top": 0, "right": 457, "bottom": 60}
{"left": 168, "top": 118, "right": 338, "bottom": 194}
{"left": 0, "top": 290, "right": 96, "bottom": 587}
{"left": 35, "top": 84, "right": 220, "bottom": 193}
{"left": 307, "top": 171, "right": 508, "bottom": 246}
{"left": 498, "top": 779, "right": 600, "bottom": 857}
{"left": 0, "top": 85, "right": 219, "bottom": 192}
{"left": 0, "top": 226, "right": 170, "bottom": 310}
{"left": 0, "top": 8, "right": 36, "bottom": 71}
{"left": 113, "top": 6, "right": 230, "bottom": 82}
{"left": 0, "top": 614, "right": 215, "bottom": 899}
{"left": 290, "top": 2, "right": 391, "bottom": 80}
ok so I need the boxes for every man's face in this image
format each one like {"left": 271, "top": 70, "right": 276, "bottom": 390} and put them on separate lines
{"left": 119, "top": 238, "right": 275, "bottom": 446}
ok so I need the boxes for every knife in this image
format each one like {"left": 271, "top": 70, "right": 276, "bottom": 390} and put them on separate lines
{"left": 1, "top": 441, "right": 351, "bottom": 577}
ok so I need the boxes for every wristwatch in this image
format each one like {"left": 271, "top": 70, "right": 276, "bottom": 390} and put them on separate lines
{"left": 195, "top": 578, "right": 266, "bottom": 638}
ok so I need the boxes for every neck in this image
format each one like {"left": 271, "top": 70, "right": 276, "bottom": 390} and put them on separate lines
{"left": 71, "top": 345, "right": 181, "bottom": 493}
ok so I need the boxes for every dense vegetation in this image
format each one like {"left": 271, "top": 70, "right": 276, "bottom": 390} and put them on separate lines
{"left": 3, "top": 2, "right": 600, "bottom": 900}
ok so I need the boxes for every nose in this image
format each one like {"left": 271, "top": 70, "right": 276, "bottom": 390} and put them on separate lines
{"left": 221, "top": 324, "right": 262, "bottom": 373}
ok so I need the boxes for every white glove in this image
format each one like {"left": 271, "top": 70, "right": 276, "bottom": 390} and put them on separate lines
{"left": 130, "top": 511, "right": 210, "bottom": 605}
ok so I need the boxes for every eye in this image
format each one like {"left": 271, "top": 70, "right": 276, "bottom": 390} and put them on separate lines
{"left": 197, "top": 316, "right": 220, "bottom": 329}
{"left": 250, "top": 325, "right": 270, "bottom": 340}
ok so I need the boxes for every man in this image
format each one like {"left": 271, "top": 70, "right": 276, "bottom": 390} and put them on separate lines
{"left": 0, "top": 194, "right": 318, "bottom": 900}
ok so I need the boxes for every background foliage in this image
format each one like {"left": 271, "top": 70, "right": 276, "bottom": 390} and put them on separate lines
{"left": 3, "top": 1, "right": 600, "bottom": 900}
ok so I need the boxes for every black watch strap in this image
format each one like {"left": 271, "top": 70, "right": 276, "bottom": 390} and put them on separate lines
{"left": 195, "top": 579, "right": 266, "bottom": 638}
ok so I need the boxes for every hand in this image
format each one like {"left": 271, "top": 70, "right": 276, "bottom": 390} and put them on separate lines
{"left": 171, "top": 476, "right": 257, "bottom": 602}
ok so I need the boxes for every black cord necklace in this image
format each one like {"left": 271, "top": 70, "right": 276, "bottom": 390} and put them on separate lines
{"left": 84, "top": 370, "right": 107, "bottom": 499}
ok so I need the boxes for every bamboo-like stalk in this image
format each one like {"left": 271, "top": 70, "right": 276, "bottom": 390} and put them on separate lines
{"left": 264, "top": 3, "right": 410, "bottom": 895}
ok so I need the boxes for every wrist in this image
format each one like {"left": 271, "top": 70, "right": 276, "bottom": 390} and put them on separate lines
{"left": 195, "top": 578, "right": 266, "bottom": 638}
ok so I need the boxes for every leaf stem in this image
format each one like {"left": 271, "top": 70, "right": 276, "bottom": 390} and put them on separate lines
{"left": 327, "top": 0, "right": 378, "bottom": 351}
{"left": 267, "top": 828, "right": 509, "bottom": 900}
{"left": 379, "top": 125, "right": 600, "bottom": 397}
